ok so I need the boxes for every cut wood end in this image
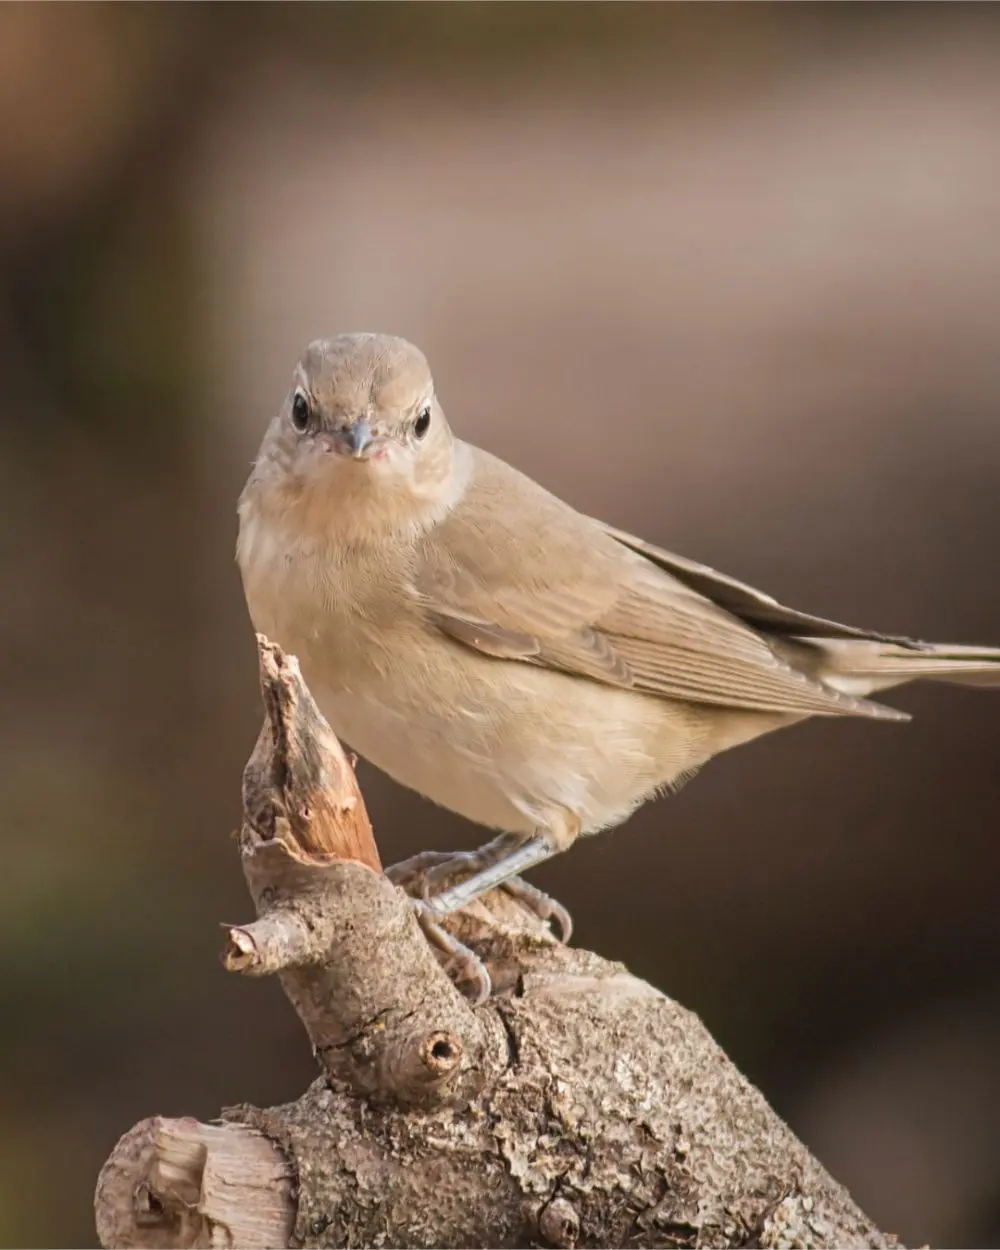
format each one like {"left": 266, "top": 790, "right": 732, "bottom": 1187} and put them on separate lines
{"left": 222, "top": 926, "right": 260, "bottom": 973}
{"left": 95, "top": 1116, "right": 294, "bottom": 1250}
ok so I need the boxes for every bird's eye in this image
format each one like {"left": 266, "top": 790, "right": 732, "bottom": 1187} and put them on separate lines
{"left": 414, "top": 405, "right": 431, "bottom": 439}
{"left": 291, "top": 391, "right": 311, "bottom": 432}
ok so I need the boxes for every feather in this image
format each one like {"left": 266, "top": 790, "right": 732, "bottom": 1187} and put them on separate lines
{"left": 419, "top": 448, "right": 905, "bottom": 720}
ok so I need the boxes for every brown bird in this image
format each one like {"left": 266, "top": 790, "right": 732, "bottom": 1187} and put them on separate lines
{"left": 238, "top": 332, "right": 1000, "bottom": 997}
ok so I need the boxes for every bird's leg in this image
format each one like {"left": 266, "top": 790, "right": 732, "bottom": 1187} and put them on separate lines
{"left": 422, "top": 833, "right": 560, "bottom": 918}
{"left": 386, "top": 833, "right": 571, "bottom": 942}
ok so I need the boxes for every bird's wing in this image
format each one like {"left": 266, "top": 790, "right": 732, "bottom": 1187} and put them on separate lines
{"left": 416, "top": 449, "right": 902, "bottom": 719}
{"left": 599, "top": 522, "right": 923, "bottom": 647}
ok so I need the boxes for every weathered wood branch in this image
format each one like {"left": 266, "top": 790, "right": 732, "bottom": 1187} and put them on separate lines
{"left": 220, "top": 641, "right": 500, "bottom": 1107}
{"left": 95, "top": 636, "right": 900, "bottom": 1249}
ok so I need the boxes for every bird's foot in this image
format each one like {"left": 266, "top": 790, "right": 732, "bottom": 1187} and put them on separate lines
{"left": 386, "top": 844, "right": 572, "bottom": 943}
{"left": 385, "top": 849, "right": 464, "bottom": 896}
{"left": 485, "top": 874, "right": 573, "bottom": 944}
{"left": 389, "top": 847, "right": 571, "bottom": 1004}
{"left": 409, "top": 899, "right": 492, "bottom": 1005}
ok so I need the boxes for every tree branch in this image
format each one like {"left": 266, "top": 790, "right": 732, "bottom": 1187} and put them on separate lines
{"left": 95, "top": 636, "right": 900, "bottom": 1249}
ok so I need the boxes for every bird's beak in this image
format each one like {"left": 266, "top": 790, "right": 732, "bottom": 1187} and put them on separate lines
{"left": 332, "top": 419, "right": 376, "bottom": 459}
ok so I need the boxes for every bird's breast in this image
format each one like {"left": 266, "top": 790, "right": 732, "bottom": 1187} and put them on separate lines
{"left": 239, "top": 497, "right": 420, "bottom": 677}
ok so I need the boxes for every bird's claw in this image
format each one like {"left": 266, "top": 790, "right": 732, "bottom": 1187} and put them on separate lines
{"left": 495, "top": 875, "right": 573, "bottom": 944}
{"left": 410, "top": 899, "right": 492, "bottom": 1006}
{"left": 385, "top": 850, "right": 458, "bottom": 898}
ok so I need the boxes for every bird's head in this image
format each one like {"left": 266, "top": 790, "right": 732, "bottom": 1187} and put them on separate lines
{"left": 246, "top": 333, "right": 461, "bottom": 544}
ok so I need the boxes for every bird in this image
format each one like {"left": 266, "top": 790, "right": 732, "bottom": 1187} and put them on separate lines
{"left": 238, "top": 332, "right": 1000, "bottom": 996}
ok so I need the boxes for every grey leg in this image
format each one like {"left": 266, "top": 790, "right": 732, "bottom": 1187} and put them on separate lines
{"left": 421, "top": 835, "right": 559, "bottom": 917}
{"left": 386, "top": 835, "right": 572, "bottom": 941}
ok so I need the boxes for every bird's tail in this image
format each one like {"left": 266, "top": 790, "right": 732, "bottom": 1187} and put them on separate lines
{"left": 810, "top": 639, "right": 1000, "bottom": 698}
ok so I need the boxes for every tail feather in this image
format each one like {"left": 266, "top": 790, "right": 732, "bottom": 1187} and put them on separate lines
{"left": 812, "top": 640, "right": 1000, "bottom": 697}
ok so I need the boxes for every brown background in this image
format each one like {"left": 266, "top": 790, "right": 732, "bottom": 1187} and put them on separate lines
{"left": 1, "top": 6, "right": 999, "bottom": 1247}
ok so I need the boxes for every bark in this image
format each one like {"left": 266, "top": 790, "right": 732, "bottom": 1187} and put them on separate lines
{"left": 95, "top": 636, "right": 900, "bottom": 1249}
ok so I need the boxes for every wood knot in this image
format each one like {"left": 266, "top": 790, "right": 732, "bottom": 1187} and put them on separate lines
{"left": 539, "top": 1196, "right": 580, "bottom": 1248}
{"left": 420, "top": 1030, "right": 462, "bottom": 1077}
{"left": 375, "top": 1024, "right": 468, "bottom": 1105}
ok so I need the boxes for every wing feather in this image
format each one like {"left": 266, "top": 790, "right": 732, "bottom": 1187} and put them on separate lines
{"left": 417, "top": 448, "right": 903, "bottom": 720}
{"left": 600, "top": 522, "right": 922, "bottom": 647}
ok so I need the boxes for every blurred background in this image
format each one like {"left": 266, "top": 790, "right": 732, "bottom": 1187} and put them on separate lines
{"left": 2, "top": 5, "right": 999, "bottom": 1247}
